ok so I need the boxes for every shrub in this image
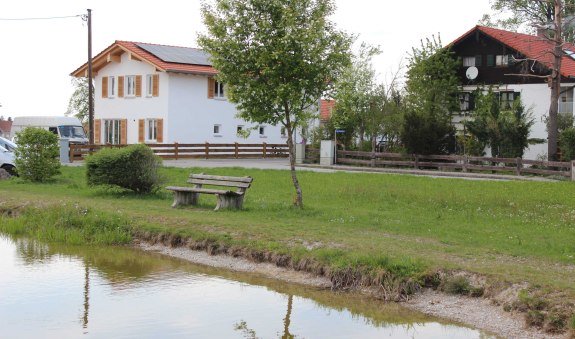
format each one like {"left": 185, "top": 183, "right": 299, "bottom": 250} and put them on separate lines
{"left": 14, "top": 127, "right": 60, "bottom": 182}
{"left": 559, "top": 127, "right": 575, "bottom": 161}
{"left": 86, "top": 144, "right": 162, "bottom": 194}
{"left": 440, "top": 276, "right": 471, "bottom": 295}
{"left": 526, "top": 310, "right": 545, "bottom": 328}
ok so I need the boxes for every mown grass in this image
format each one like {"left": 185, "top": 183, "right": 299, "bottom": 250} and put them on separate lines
{"left": 1, "top": 165, "right": 575, "bottom": 293}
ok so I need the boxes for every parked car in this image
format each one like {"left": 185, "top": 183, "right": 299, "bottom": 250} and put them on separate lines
{"left": 11, "top": 116, "right": 88, "bottom": 144}
{"left": 0, "top": 145, "right": 16, "bottom": 176}
{"left": 0, "top": 136, "right": 17, "bottom": 152}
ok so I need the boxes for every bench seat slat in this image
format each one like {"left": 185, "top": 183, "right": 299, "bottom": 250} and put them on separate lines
{"left": 166, "top": 186, "right": 243, "bottom": 196}
{"left": 187, "top": 179, "right": 251, "bottom": 188}
{"left": 189, "top": 174, "right": 253, "bottom": 183}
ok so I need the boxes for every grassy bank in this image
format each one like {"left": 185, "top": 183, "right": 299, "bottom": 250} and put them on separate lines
{"left": 1, "top": 165, "right": 574, "bottom": 331}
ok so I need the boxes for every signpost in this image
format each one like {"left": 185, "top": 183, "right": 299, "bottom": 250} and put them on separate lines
{"left": 334, "top": 129, "right": 345, "bottom": 164}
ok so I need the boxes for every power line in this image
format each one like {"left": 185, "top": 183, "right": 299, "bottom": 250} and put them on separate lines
{"left": 0, "top": 14, "right": 82, "bottom": 21}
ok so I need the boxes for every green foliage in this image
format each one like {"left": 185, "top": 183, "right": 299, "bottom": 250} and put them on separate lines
{"left": 526, "top": 310, "right": 545, "bottom": 327}
{"left": 401, "top": 36, "right": 458, "bottom": 154}
{"left": 199, "top": 0, "right": 352, "bottom": 206}
{"left": 86, "top": 144, "right": 162, "bottom": 194}
{"left": 67, "top": 77, "right": 92, "bottom": 124}
{"left": 14, "top": 127, "right": 60, "bottom": 182}
{"left": 465, "top": 88, "right": 534, "bottom": 158}
{"left": 0, "top": 204, "right": 132, "bottom": 245}
{"left": 456, "top": 132, "right": 486, "bottom": 156}
{"left": 570, "top": 314, "right": 575, "bottom": 329}
{"left": 441, "top": 276, "right": 471, "bottom": 295}
{"left": 559, "top": 127, "right": 575, "bottom": 160}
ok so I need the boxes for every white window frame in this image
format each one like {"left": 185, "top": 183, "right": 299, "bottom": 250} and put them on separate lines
{"left": 104, "top": 120, "right": 121, "bottom": 145}
{"left": 463, "top": 57, "right": 475, "bottom": 67}
{"left": 126, "top": 75, "right": 136, "bottom": 97}
{"left": 495, "top": 55, "right": 510, "bottom": 66}
{"left": 259, "top": 125, "right": 266, "bottom": 138}
{"left": 213, "top": 124, "right": 221, "bottom": 136}
{"left": 109, "top": 76, "right": 116, "bottom": 98}
{"left": 214, "top": 80, "right": 225, "bottom": 98}
{"left": 147, "top": 119, "right": 158, "bottom": 142}
{"left": 146, "top": 74, "right": 153, "bottom": 97}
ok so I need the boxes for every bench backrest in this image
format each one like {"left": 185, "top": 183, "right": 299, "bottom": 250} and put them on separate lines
{"left": 187, "top": 174, "right": 253, "bottom": 192}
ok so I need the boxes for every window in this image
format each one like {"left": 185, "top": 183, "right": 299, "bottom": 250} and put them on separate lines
{"left": 104, "top": 120, "right": 122, "bottom": 144}
{"left": 487, "top": 55, "right": 495, "bottom": 67}
{"left": 146, "top": 75, "right": 153, "bottom": 97}
{"left": 499, "top": 91, "right": 519, "bottom": 110}
{"left": 280, "top": 127, "right": 287, "bottom": 138}
{"left": 236, "top": 125, "right": 244, "bottom": 135}
{"left": 147, "top": 119, "right": 158, "bottom": 142}
{"left": 463, "top": 57, "right": 475, "bottom": 67}
{"left": 496, "top": 55, "right": 512, "bottom": 66}
{"left": 259, "top": 125, "right": 266, "bottom": 137}
{"left": 214, "top": 80, "right": 225, "bottom": 98}
{"left": 458, "top": 92, "right": 474, "bottom": 111}
{"left": 126, "top": 75, "right": 136, "bottom": 96}
{"left": 213, "top": 124, "right": 221, "bottom": 135}
{"left": 109, "top": 76, "right": 116, "bottom": 98}
{"left": 474, "top": 55, "right": 483, "bottom": 67}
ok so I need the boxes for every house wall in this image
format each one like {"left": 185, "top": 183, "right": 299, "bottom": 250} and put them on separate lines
{"left": 460, "top": 83, "right": 574, "bottom": 160}
{"left": 94, "top": 52, "right": 169, "bottom": 144}
{"left": 167, "top": 73, "right": 289, "bottom": 144}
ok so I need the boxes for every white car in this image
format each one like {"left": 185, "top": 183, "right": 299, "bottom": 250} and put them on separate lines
{"left": 0, "top": 145, "right": 16, "bottom": 176}
{"left": 0, "top": 136, "right": 17, "bottom": 152}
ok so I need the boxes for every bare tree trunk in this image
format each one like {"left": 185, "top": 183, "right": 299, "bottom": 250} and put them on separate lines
{"left": 285, "top": 117, "right": 303, "bottom": 208}
{"left": 549, "top": 0, "right": 563, "bottom": 161}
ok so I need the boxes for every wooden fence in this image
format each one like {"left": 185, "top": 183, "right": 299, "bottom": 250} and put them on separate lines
{"left": 69, "top": 142, "right": 289, "bottom": 162}
{"left": 336, "top": 150, "right": 573, "bottom": 179}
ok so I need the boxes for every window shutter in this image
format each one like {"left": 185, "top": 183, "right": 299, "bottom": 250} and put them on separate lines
{"left": 118, "top": 76, "right": 124, "bottom": 97}
{"left": 157, "top": 119, "right": 164, "bottom": 143}
{"left": 487, "top": 55, "right": 495, "bottom": 67}
{"left": 120, "top": 119, "right": 128, "bottom": 145}
{"left": 208, "top": 78, "right": 215, "bottom": 98}
{"left": 135, "top": 75, "right": 142, "bottom": 97}
{"left": 102, "top": 77, "right": 108, "bottom": 98}
{"left": 153, "top": 74, "right": 160, "bottom": 97}
{"left": 138, "top": 119, "right": 145, "bottom": 143}
{"left": 94, "top": 119, "right": 101, "bottom": 144}
{"left": 475, "top": 55, "right": 482, "bottom": 67}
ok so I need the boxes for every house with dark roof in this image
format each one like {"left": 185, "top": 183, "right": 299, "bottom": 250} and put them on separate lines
{"left": 449, "top": 25, "right": 575, "bottom": 159}
{"left": 72, "top": 41, "right": 310, "bottom": 145}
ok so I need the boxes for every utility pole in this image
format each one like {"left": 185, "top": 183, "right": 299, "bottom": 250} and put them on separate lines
{"left": 87, "top": 9, "right": 94, "bottom": 144}
{"left": 548, "top": 0, "right": 563, "bottom": 161}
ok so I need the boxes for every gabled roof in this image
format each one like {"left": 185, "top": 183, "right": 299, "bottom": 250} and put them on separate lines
{"left": 450, "top": 25, "right": 575, "bottom": 78}
{"left": 71, "top": 41, "right": 217, "bottom": 77}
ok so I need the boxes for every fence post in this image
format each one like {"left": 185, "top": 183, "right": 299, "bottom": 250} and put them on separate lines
{"left": 371, "top": 151, "right": 376, "bottom": 167}
{"left": 263, "top": 142, "right": 267, "bottom": 159}
{"left": 205, "top": 142, "right": 209, "bottom": 159}
{"left": 516, "top": 157, "right": 522, "bottom": 176}
{"left": 572, "top": 161, "right": 575, "bottom": 181}
{"left": 235, "top": 142, "right": 239, "bottom": 159}
{"left": 462, "top": 155, "right": 468, "bottom": 173}
{"left": 174, "top": 142, "right": 179, "bottom": 160}
{"left": 414, "top": 154, "right": 419, "bottom": 170}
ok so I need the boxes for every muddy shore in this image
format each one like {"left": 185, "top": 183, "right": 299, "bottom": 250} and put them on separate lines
{"left": 138, "top": 241, "right": 566, "bottom": 339}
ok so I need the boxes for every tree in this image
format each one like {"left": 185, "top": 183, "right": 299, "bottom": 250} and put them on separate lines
{"left": 485, "top": 0, "right": 575, "bottom": 160}
{"left": 400, "top": 36, "right": 459, "bottom": 155}
{"left": 14, "top": 127, "right": 60, "bottom": 182}
{"left": 199, "top": 0, "right": 352, "bottom": 208}
{"left": 465, "top": 89, "right": 534, "bottom": 158}
{"left": 67, "top": 77, "right": 92, "bottom": 124}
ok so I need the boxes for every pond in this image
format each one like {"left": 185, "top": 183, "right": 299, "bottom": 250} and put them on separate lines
{"left": 0, "top": 235, "right": 493, "bottom": 338}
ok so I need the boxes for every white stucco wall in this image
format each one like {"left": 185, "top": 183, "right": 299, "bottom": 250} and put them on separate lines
{"left": 94, "top": 53, "right": 169, "bottom": 144}
{"left": 167, "top": 73, "right": 289, "bottom": 144}
{"left": 461, "top": 83, "right": 574, "bottom": 160}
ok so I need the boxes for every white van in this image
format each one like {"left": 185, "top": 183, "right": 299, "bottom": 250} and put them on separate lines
{"left": 0, "top": 145, "right": 16, "bottom": 176}
{"left": 11, "top": 116, "right": 88, "bottom": 144}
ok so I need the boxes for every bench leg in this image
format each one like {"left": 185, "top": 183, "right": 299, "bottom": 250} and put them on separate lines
{"left": 215, "top": 194, "right": 244, "bottom": 211}
{"left": 172, "top": 191, "right": 199, "bottom": 208}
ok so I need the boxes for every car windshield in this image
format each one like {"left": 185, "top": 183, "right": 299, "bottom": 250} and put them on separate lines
{"left": 58, "top": 125, "right": 86, "bottom": 139}
{"left": 0, "top": 137, "right": 17, "bottom": 152}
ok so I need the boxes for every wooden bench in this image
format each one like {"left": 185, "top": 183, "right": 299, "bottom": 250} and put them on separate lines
{"left": 166, "top": 174, "right": 253, "bottom": 211}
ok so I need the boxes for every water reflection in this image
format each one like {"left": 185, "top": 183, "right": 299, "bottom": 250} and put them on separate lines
{"left": 0, "top": 235, "right": 494, "bottom": 338}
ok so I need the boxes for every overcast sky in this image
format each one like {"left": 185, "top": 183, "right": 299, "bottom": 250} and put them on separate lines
{"left": 0, "top": 0, "right": 493, "bottom": 118}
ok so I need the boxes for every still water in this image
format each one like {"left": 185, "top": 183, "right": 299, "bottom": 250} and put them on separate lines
{"left": 0, "top": 235, "right": 493, "bottom": 338}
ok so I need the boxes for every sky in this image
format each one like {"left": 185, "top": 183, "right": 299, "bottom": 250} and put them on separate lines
{"left": 0, "top": 0, "right": 493, "bottom": 118}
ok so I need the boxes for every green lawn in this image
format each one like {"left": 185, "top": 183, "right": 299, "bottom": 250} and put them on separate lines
{"left": 1, "top": 165, "right": 575, "bottom": 294}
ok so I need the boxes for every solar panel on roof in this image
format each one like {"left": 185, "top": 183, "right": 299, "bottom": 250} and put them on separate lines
{"left": 136, "top": 43, "right": 212, "bottom": 66}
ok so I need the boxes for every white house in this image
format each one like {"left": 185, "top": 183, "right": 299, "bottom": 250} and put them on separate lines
{"left": 449, "top": 25, "right": 575, "bottom": 160}
{"left": 71, "top": 41, "right": 300, "bottom": 145}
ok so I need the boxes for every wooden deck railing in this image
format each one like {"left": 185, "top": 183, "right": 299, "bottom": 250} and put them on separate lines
{"left": 69, "top": 142, "right": 289, "bottom": 162}
{"left": 336, "top": 150, "right": 573, "bottom": 179}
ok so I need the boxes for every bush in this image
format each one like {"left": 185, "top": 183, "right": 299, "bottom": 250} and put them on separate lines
{"left": 14, "top": 127, "right": 60, "bottom": 182}
{"left": 559, "top": 127, "right": 575, "bottom": 161}
{"left": 86, "top": 144, "right": 162, "bottom": 194}
{"left": 440, "top": 276, "right": 471, "bottom": 295}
